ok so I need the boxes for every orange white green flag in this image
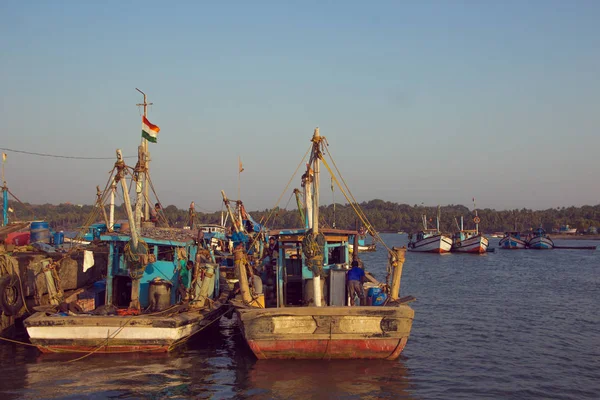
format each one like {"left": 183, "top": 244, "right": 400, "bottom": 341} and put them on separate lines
{"left": 142, "top": 116, "right": 160, "bottom": 143}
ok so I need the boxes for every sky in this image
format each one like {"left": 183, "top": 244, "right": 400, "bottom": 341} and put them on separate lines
{"left": 1, "top": 1, "right": 599, "bottom": 212}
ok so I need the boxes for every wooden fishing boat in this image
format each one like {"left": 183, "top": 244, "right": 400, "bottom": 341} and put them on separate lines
{"left": 1, "top": 170, "right": 107, "bottom": 338}
{"left": 499, "top": 231, "right": 527, "bottom": 249}
{"left": 451, "top": 212, "right": 489, "bottom": 254}
{"left": 408, "top": 229, "right": 452, "bottom": 253}
{"left": 230, "top": 128, "right": 415, "bottom": 360}
{"left": 527, "top": 228, "right": 554, "bottom": 249}
{"left": 24, "top": 94, "right": 231, "bottom": 353}
{"left": 408, "top": 211, "right": 452, "bottom": 253}
{"left": 452, "top": 230, "right": 489, "bottom": 253}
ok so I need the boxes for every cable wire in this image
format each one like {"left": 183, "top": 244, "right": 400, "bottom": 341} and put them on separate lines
{"left": 0, "top": 147, "right": 136, "bottom": 160}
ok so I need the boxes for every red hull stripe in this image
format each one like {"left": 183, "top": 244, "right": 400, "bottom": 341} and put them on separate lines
{"left": 247, "top": 337, "right": 409, "bottom": 360}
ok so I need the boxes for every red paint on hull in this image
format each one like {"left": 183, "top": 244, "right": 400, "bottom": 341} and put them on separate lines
{"left": 247, "top": 336, "right": 409, "bottom": 360}
{"left": 431, "top": 248, "right": 450, "bottom": 254}
{"left": 37, "top": 344, "right": 169, "bottom": 354}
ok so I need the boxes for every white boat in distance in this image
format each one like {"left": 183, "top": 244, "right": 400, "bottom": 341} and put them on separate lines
{"left": 408, "top": 210, "right": 452, "bottom": 253}
{"left": 408, "top": 229, "right": 452, "bottom": 253}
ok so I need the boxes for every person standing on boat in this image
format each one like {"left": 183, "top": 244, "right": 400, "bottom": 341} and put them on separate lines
{"left": 347, "top": 260, "right": 365, "bottom": 306}
{"left": 176, "top": 260, "right": 193, "bottom": 302}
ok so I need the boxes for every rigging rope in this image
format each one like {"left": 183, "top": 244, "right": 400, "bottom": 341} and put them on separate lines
{"left": 0, "top": 147, "right": 136, "bottom": 160}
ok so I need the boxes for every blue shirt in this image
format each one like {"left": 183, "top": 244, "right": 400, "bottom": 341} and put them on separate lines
{"left": 347, "top": 266, "right": 365, "bottom": 282}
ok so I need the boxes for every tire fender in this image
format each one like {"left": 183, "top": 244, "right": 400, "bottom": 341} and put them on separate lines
{"left": 0, "top": 274, "right": 24, "bottom": 317}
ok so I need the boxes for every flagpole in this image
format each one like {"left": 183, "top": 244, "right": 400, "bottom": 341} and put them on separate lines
{"left": 136, "top": 88, "right": 152, "bottom": 222}
{"left": 238, "top": 155, "right": 241, "bottom": 201}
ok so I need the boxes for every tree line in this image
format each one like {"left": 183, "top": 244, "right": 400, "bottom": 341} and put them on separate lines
{"left": 4, "top": 199, "right": 600, "bottom": 234}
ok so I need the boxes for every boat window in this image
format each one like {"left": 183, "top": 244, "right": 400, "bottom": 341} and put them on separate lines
{"left": 157, "top": 246, "right": 175, "bottom": 261}
{"left": 328, "top": 245, "right": 345, "bottom": 264}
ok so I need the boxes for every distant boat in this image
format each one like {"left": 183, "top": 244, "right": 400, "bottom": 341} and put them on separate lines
{"left": 451, "top": 212, "right": 489, "bottom": 254}
{"left": 527, "top": 228, "right": 554, "bottom": 249}
{"left": 558, "top": 225, "right": 577, "bottom": 234}
{"left": 499, "top": 231, "right": 527, "bottom": 249}
{"left": 408, "top": 210, "right": 452, "bottom": 253}
{"left": 408, "top": 229, "right": 452, "bottom": 253}
{"left": 452, "top": 230, "right": 489, "bottom": 253}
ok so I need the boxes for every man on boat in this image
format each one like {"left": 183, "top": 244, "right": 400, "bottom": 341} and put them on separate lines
{"left": 347, "top": 260, "right": 365, "bottom": 306}
{"left": 177, "top": 260, "right": 193, "bottom": 302}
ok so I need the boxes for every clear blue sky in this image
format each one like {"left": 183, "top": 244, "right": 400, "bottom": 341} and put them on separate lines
{"left": 1, "top": 1, "right": 599, "bottom": 212}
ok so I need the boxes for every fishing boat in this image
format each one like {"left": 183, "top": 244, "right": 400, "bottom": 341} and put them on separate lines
{"left": 1, "top": 163, "right": 107, "bottom": 338}
{"left": 24, "top": 93, "right": 231, "bottom": 353}
{"left": 499, "top": 231, "right": 527, "bottom": 249}
{"left": 408, "top": 210, "right": 452, "bottom": 253}
{"left": 348, "top": 237, "right": 377, "bottom": 253}
{"left": 527, "top": 228, "right": 554, "bottom": 249}
{"left": 230, "top": 128, "right": 415, "bottom": 360}
{"left": 451, "top": 213, "right": 489, "bottom": 254}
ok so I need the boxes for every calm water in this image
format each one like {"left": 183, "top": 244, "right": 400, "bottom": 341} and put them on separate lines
{"left": 1, "top": 233, "right": 599, "bottom": 399}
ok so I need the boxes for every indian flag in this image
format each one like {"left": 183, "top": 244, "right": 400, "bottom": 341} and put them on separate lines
{"left": 142, "top": 116, "right": 160, "bottom": 143}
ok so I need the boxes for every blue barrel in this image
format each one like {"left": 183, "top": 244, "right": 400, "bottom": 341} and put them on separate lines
{"left": 53, "top": 231, "right": 64, "bottom": 246}
{"left": 30, "top": 221, "right": 50, "bottom": 243}
{"left": 367, "top": 287, "right": 382, "bottom": 298}
{"left": 372, "top": 292, "right": 388, "bottom": 306}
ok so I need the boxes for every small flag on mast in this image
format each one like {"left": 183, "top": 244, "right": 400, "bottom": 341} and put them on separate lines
{"left": 1, "top": 153, "right": 6, "bottom": 162}
{"left": 142, "top": 116, "right": 160, "bottom": 143}
{"left": 238, "top": 157, "right": 244, "bottom": 173}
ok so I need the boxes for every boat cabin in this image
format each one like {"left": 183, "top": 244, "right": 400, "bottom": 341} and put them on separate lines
{"left": 416, "top": 228, "right": 440, "bottom": 241}
{"left": 504, "top": 231, "right": 522, "bottom": 240}
{"left": 100, "top": 231, "right": 216, "bottom": 309}
{"left": 453, "top": 229, "right": 478, "bottom": 242}
{"left": 266, "top": 228, "right": 360, "bottom": 308}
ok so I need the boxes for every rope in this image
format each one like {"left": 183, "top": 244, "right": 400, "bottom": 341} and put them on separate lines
{"left": 0, "top": 147, "right": 136, "bottom": 160}
{"left": 66, "top": 314, "right": 141, "bottom": 362}
{"left": 320, "top": 154, "right": 393, "bottom": 255}
{"left": 240, "top": 144, "right": 312, "bottom": 258}
{"left": 7, "top": 188, "right": 36, "bottom": 220}
{"left": 167, "top": 309, "right": 226, "bottom": 350}
{"left": 146, "top": 172, "right": 170, "bottom": 227}
{"left": 0, "top": 335, "right": 41, "bottom": 348}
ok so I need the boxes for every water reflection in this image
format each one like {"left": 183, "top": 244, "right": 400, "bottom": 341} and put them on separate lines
{"left": 246, "top": 358, "right": 414, "bottom": 399}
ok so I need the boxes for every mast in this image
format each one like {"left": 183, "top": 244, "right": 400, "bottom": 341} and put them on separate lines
{"left": 115, "top": 149, "right": 139, "bottom": 249}
{"left": 2, "top": 153, "right": 7, "bottom": 226}
{"left": 311, "top": 127, "right": 322, "bottom": 307}
{"left": 136, "top": 88, "right": 152, "bottom": 223}
{"left": 2, "top": 182, "right": 7, "bottom": 227}
{"left": 303, "top": 170, "right": 313, "bottom": 229}
{"left": 437, "top": 206, "right": 441, "bottom": 233}
{"left": 221, "top": 190, "right": 240, "bottom": 232}
{"left": 109, "top": 179, "right": 116, "bottom": 231}
{"left": 312, "top": 128, "right": 320, "bottom": 235}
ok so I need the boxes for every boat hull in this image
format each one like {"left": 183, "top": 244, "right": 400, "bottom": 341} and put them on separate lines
{"left": 236, "top": 305, "right": 414, "bottom": 360}
{"left": 24, "top": 305, "right": 231, "bottom": 353}
{"left": 527, "top": 236, "right": 554, "bottom": 249}
{"left": 408, "top": 234, "right": 452, "bottom": 253}
{"left": 452, "top": 235, "right": 489, "bottom": 253}
{"left": 499, "top": 236, "right": 527, "bottom": 249}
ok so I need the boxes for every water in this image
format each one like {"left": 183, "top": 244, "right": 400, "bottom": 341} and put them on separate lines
{"left": 1, "top": 233, "right": 599, "bottom": 399}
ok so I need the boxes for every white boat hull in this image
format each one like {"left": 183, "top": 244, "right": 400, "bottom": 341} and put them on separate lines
{"left": 408, "top": 235, "right": 452, "bottom": 253}
{"left": 452, "top": 235, "right": 489, "bottom": 253}
{"left": 24, "top": 306, "right": 231, "bottom": 353}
